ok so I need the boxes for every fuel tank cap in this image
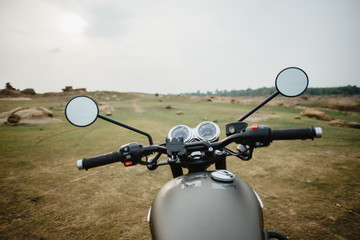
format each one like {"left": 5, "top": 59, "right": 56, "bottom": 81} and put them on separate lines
{"left": 211, "top": 170, "right": 235, "bottom": 182}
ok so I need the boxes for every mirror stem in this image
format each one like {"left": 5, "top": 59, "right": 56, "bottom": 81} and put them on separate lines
{"left": 237, "top": 91, "right": 279, "bottom": 122}
{"left": 98, "top": 115, "right": 154, "bottom": 145}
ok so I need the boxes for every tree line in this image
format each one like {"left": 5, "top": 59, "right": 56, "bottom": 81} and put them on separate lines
{"left": 182, "top": 85, "right": 359, "bottom": 97}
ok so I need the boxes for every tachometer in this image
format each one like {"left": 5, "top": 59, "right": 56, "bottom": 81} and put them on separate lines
{"left": 196, "top": 121, "right": 220, "bottom": 142}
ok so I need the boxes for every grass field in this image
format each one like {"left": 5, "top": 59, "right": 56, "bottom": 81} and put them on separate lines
{"left": 1, "top": 92, "right": 359, "bottom": 239}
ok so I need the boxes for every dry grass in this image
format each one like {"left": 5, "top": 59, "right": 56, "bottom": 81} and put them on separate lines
{"left": 0, "top": 93, "right": 359, "bottom": 239}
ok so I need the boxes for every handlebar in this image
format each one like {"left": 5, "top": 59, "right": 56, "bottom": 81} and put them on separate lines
{"left": 76, "top": 126, "right": 322, "bottom": 170}
{"left": 271, "top": 127, "right": 322, "bottom": 140}
{"left": 77, "top": 151, "right": 122, "bottom": 170}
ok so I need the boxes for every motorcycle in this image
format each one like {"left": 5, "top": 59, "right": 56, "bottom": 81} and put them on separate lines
{"left": 65, "top": 67, "right": 322, "bottom": 240}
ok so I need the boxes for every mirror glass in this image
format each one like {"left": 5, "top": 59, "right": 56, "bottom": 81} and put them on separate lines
{"left": 275, "top": 67, "right": 309, "bottom": 97}
{"left": 65, "top": 96, "right": 99, "bottom": 127}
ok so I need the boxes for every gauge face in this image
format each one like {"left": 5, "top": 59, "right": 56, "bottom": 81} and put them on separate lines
{"left": 197, "top": 122, "right": 220, "bottom": 141}
{"left": 169, "top": 125, "right": 190, "bottom": 142}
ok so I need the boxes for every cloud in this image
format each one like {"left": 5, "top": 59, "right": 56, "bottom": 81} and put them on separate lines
{"left": 49, "top": 48, "right": 61, "bottom": 53}
{"left": 86, "top": 5, "right": 129, "bottom": 37}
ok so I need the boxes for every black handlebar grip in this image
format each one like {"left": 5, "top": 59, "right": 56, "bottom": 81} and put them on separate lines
{"left": 271, "top": 127, "right": 322, "bottom": 141}
{"left": 77, "top": 151, "right": 122, "bottom": 170}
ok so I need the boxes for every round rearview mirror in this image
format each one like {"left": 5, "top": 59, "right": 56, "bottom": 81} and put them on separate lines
{"left": 275, "top": 67, "right": 309, "bottom": 97}
{"left": 65, "top": 96, "right": 99, "bottom": 127}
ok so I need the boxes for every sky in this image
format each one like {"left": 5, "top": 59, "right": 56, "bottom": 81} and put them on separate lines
{"left": 0, "top": 0, "right": 359, "bottom": 94}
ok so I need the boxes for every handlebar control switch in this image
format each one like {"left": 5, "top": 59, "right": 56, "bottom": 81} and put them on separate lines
{"left": 243, "top": 125, "right": 272, "bottom": 147}
{"left": 120, "top": 142, "right": 143, "bottom": 167}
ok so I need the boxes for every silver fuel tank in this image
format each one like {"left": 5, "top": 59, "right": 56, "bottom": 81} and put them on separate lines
{"left": 149, "top": 170, "right": 266, "bottom": 240}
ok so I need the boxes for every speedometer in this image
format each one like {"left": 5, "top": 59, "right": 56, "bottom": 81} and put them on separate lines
{"left": 196, "top": 121, "right": 220, "bottom": 142}
{"left": 168, "top": 125, "right": 191, "bottom": 142}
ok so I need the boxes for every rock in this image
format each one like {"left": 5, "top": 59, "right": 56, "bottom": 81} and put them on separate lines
{"left": 329, "top": 119, "right": 349, "bottom": 127}
{"left": 0, "top": 107, "right": 22, "bottom": 125}
{"left": 328, "top": 119, "right": 360, "bottom": 129}
{"left": 74, "top": 88, "right": 86, "bottom": 93}
{"left": 62, "top": 86, "right": 74, "bottom": 92}
{"left": 0, "top": 83, "right": 35, "bottom": 97}
{"left": 0, "top": 107, "right": 62, "bottom": 126}
{"left": 0, "top": 88, "right": 21, "bottom": 96}
{"left": 7, "top": 113, "right": 21, "bottom": 123}
{"left": 98, "top": 102, "right": 114, "bottom": 116}
{"left": 21, "top": 88, "right": 36, "bottom": 95}
{"left": 5, "top": 82, "right": 17, "bottom": 91}
{"left": 348, "top": 122, "right": 360, "bottom": 129}
{"left": 328, "top": 98, "right": 360, "bottom": 112}
{"left": 300, "top": 108, "right": 334, "bottom": 121}
{"left": 176, "top": 111, "right": 183, "bottom": 115}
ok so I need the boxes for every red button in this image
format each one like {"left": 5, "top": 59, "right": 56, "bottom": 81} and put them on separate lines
{"left": 125, "top": 161, "right": 133, "bottom": 166}
{"left": 251, "top": 123, "right": 259, "bottom": 130}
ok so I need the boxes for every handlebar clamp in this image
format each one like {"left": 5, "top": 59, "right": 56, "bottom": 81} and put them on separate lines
{"left": 166, "top": 138, "right": 187, "bottom": 162}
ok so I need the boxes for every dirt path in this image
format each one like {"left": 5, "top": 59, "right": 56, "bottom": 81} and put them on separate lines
{"left": 128, "top": 99, "right": 145, "bottom": 113}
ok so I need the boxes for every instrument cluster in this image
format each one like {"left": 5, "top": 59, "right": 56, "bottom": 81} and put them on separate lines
{"left": 168, "top": 121, "right": 220, "bottom": 143}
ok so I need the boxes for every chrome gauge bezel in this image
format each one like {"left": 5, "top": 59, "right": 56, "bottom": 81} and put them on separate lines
{"left": 167, "top": 125, "right": 192, "bottom": 142}
{"left": 168, "top": 121, "right": 220, "bottom": 143}
{"left": 196, "top": 121, "right": 221, "bottom": 142}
